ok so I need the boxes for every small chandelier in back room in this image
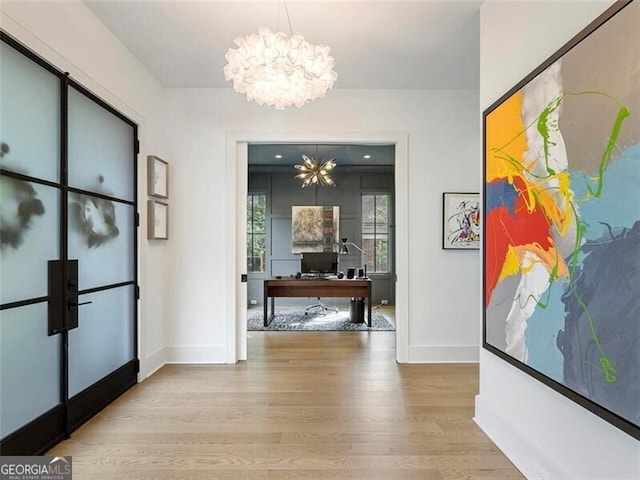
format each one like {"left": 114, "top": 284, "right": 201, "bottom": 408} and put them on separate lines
{"left": 294, "top": 154, "right": 336, "bottom": 188}
{"left": 223, "top": 2, "right": 337, "bottom": 109}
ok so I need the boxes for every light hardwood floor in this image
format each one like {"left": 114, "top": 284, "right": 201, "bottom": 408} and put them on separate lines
{"left": 49, "top": 330, "right": 524, "bottom": 480}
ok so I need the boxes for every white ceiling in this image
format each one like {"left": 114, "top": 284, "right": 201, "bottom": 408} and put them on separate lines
{"left": 83, "top": 0, "right": 482, "bottom": 90}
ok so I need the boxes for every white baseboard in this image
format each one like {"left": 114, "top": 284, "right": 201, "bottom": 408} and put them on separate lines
{"left": 408, "top": 344, "right": 479, "bottom": 363}
{"left": 474, "top": 394, "right": 571, "bottom": 480}
{"left": 138, "top": 345, "right": 229, "bottom": 382}
{"left": 138, "top": 345, "right": 230, "bottom": 381}
{"left": 165, "top": 345, "right": 228, "bottom": 364}
{"left": 138, "top": 347, "right": 168, "bottom": 381}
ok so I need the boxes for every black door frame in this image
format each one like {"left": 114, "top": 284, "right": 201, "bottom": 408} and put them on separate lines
{"left": 0, "top": 31, "right": 139, "bottom": 455}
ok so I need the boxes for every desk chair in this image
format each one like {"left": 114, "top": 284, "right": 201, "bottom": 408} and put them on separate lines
{"left": 304, "top": 297, "right": 339, "bottom": 316}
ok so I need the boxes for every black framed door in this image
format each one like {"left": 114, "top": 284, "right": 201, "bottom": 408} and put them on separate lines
{"left": 0, "top": 32, "right": 139, "bottom": 455}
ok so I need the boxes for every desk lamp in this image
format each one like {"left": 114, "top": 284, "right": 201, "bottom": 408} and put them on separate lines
{"left": 339, "top": 238, "right": 367, "bottom": 278}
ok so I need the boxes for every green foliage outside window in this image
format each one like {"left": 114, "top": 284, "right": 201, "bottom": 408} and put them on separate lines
{"left": 362, "top": 194, "right": 390, "bottom": 273}
{"left": 247, "top": 194, "right": 266, "bottom": 272}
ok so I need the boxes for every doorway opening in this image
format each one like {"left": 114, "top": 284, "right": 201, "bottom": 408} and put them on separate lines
{"left": 227, "top": 132, "right": 409, "bottom": 363}
{"left": 246, "top": 144, "right": 396, "bottom": 334}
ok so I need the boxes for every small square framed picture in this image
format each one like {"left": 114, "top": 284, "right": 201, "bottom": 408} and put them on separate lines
{"left": 442, "top": 192, "right": 480, "bottom": 250}
{"left": 148, "top": 200, "right": 168, "bottom": 240}
{"left": 147, "top": 155, "right": 168, "bottom": 198}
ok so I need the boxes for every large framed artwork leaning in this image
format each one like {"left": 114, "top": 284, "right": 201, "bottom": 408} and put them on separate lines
{"left": 483, "top": 0, "right": 639, "bottom": 440}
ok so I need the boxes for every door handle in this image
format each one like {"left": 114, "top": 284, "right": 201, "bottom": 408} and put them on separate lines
{"left": 67, "top": 260, "right": 80, "bottom": 330}
{"left": 47, "top": 259, "right": 86, "bottom": 334}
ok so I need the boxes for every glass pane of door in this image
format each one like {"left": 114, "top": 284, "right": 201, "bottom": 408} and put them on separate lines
{"left": 0, "top": 181, "right": 60, "bottom": 304}
{"left": 67, "top": 286, "right": 135, "bottom": 398}
{"left": 0, "top": 42, "right": 60, "bottom": 183}
{"left": 67, "top": 194, "right": 134, "bottom": 290}
{"left": 0, "top": 304, "right": 61, "bottom": 438}
{"left": 67, "top": 88, "right": 134, "bottom": 201}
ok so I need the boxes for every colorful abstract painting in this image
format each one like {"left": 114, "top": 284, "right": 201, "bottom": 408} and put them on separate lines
{"left": 483, "top": 1, "right": 639, "bottom": 440}
{"left": 443, "top": 192, "right": 480, "bottom": 249}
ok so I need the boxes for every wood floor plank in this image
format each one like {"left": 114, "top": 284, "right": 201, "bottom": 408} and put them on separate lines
{"left": 48, "top": 330, "right": 524, "bottom": 479}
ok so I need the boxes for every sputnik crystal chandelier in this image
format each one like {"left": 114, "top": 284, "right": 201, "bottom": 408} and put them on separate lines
{"left": 294, "top": 154, "right": 336, "bottom": 188}
{"left": 223, "top": 3, "right": 337, "bottom": 109}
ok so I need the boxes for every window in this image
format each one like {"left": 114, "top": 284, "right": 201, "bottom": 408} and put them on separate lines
{"left": 247, "top": 193, "right": 266, "bottom": 273}
{"left": 362, "top": 194, "right": 390, "bottom": 273}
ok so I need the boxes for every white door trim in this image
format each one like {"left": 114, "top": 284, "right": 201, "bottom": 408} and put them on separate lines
{"left": 226, "top": 132, "right": 409, "bottom": 363}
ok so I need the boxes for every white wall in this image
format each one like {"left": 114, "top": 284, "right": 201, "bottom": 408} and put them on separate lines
{"left": 0, "top": 0, "right": 171, "bottom": 379}
{"left": 476, "top": 1, "right": 640, "bottom": 479}
{"left": 164, "top": 87, "right": 480, "bottom": 363}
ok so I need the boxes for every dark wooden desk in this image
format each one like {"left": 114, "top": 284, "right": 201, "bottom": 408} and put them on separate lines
{"left": 263, "top": 278, "right": 372, "bottom": 327}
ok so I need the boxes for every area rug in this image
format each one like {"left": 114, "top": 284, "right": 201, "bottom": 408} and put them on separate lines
{"left": 247, "top": 310, "right": 395, "bottom": 331}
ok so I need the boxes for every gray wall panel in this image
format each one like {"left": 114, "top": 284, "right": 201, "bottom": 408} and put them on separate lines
{"left": 271, "top": 259, "right": 301, "bottom": 277}
{"left": 247, "top": 276, "right": 265, "bottom": 305}
{"left": 316, "top": 174, "right": 361, "bottom": 215}
{"left": 271, "top": 175, "right": 314, "bottom": 214}
{"left": 250, "top": 173, "right": 270, "bottom": 190}
{"left": 271, "top": 217, "right": 294, "bottom": 257}
{"left": 361, "top": 172, "right": 394, "bottom": 190}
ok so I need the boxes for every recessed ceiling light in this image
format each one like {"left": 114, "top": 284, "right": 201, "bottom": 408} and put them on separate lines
{"left": 363, "top": 155, "right": 371, "bottom": 159}
{"left": 275, "top": 154, "right": 283, "bottom": 159}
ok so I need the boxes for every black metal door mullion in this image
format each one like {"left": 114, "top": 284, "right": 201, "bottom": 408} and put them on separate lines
{"left": 60, "top": 72, "right": 71, "bottom": 439}
{"left": 66, "top": 187, "right": 135, "bottom": 206}
{"left": 131, "top": 124, "right": 140, "bottom": 373}
{"left": 132, "top": 124, "right": 139, "bottom": 368}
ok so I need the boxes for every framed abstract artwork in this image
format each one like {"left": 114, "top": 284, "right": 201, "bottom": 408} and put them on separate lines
{"left": 291, "top": 206, "right": 339, "bottom": 254}
{"left": 442, "top": 192, "right": 480, "bottom": 250}
{"left": 147, "top": 155, "right": 168, "bottom": 198}
{"left": 483, "top": 0, "right": 639, "bottom": 440}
